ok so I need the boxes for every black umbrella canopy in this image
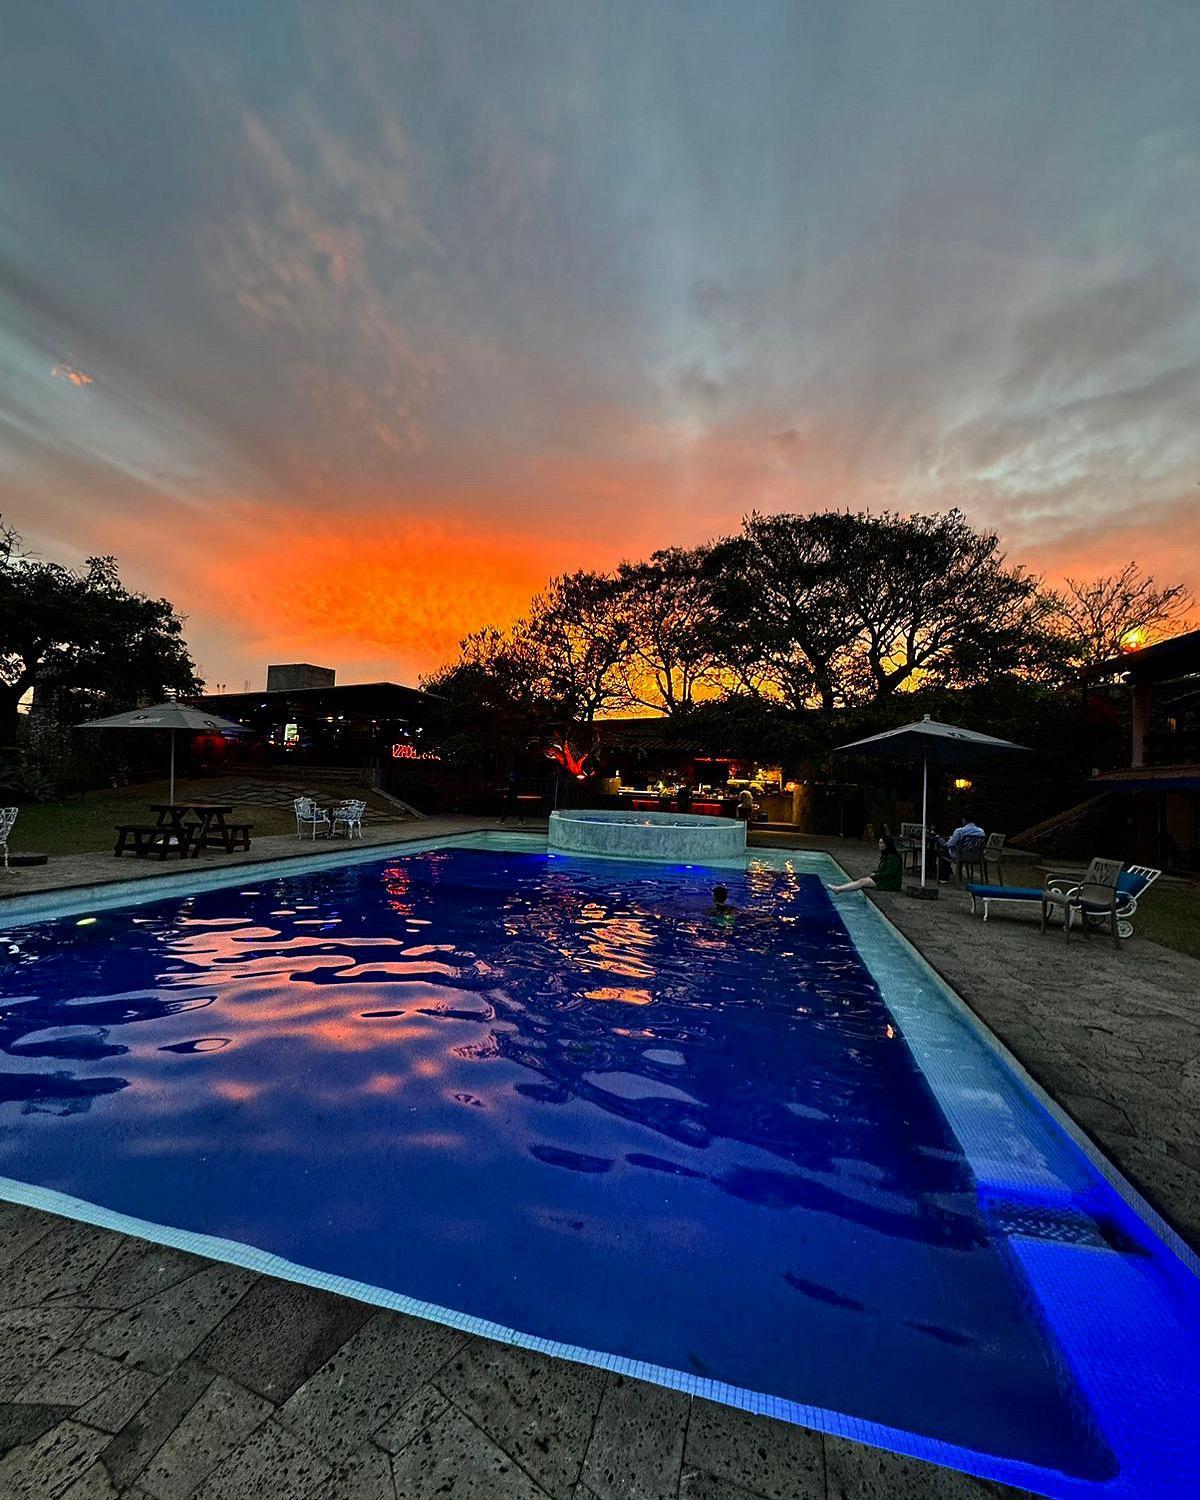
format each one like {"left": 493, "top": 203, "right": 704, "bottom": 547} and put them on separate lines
{"left": 78, "top": 702, "right": 247, "bottom": 734}
{"left": 834, "top": 714, "right": 1027, "bottom": 888}
{"left": 836, "top": 715, "right": 1028, "bottom": 764}
{"left": 77, "top": 701, "right": 249, "bottom": 801}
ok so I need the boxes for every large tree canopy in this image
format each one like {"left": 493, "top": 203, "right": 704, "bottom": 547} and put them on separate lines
{"left": 703, "top": 509, "right": 1061, "bottom": 712}
{"left": 0, "top": 522, "right": 200, "bottom": 745}
{"left": 423, "top": 507, "right": 1192, "bottom": 766}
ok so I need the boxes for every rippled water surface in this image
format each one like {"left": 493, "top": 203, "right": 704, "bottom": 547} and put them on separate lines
{"left": 0, "top": 847, "right": 1107, "bottom": 1476}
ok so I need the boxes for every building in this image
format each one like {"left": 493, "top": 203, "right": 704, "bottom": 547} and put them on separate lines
{"left": 198, "top": 667, "right": 437, "bottom": 770}
{"left": 590, "top": 717, "right": 801, "bottom": 823}
{"left": 1082, "top": 628, "right": 1200, "bottom": 871}
{"left": 265, "top": 663, "right": 336, "bottom": 692}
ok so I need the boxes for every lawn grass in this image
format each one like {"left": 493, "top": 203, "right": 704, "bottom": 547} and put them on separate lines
{"left": 8, "top": 775, "right": 390, "bottom": 857}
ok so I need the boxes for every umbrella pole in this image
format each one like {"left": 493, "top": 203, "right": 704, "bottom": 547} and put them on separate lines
{"left": 169, "top": 730, "right": 175, "bottom": 803}
{"left": 920, "top": 752, "right": 928, "bottom": 888}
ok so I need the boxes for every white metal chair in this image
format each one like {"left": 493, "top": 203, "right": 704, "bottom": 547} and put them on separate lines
{"left": 0, "top": 807, "right": 17, "bottom": 872}
{"left": 331, "top": 798, "right": 366, "bottom": 839}
{"left": 294, "top": 796, "right": 330, "bottom": 840}
{"left": 1041, "top": 857, "right": 1125, "bottom": 946}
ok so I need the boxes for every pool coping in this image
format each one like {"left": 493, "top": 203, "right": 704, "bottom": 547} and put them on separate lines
{"left": 2, "top": 831, "right": 1197, "bottom": 1498}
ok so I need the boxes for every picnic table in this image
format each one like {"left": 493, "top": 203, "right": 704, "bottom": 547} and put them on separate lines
{"left": 149, "top": 803, "right": 252, "bottom": 856}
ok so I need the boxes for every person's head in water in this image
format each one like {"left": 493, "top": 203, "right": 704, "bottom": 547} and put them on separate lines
{"left": 711, "top": 884, "right": 730, "bottom": 908}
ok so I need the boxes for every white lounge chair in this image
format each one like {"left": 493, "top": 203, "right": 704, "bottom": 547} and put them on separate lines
{"left": 294, "top": 796, "right": 330, "bottom": 840}
{"left": 331, "top": 798, "right": 366, "bottom": 839}
{"left": 0, "top": 806, "right": 17, "bottom": 872}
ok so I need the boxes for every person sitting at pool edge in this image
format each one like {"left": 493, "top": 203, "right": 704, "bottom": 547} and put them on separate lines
{"left": 828, "top": 835, "right": 903, "bottom": 895}
{"left": 709, "top": 883, "right": 736, "bottom": 916}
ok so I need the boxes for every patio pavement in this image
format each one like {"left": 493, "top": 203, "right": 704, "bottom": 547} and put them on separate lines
{"left": 5, "top": 820, "right": 1191, "bottom": 1498}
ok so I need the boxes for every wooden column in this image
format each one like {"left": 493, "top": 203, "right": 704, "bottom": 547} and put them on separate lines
{"left": 1131, "top": 678, "right": 1151, "bottom": 768}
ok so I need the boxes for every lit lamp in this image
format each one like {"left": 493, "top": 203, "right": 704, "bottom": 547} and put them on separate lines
{"left": 953, "top": 777, "right": 972, "bottom": 791}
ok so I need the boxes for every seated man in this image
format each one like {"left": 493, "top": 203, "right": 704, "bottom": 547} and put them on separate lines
{"left": 940, "top": 812, "right": 985, "bottom": 880}
{"left": 945, "top": 812, "right": 984, "bottom": 853}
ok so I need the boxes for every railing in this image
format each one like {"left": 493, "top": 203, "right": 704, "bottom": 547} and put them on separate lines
{"left": 1144, "top": 727, "right": 1200, "bottom": 767}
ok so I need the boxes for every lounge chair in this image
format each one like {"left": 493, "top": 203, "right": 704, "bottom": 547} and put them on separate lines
{"left": 0, "top": 806, "right": 16, "bottom": 873}
{"left": 294, "top": 796, "right": 330, "bottom": 840}
{"left": 1042, "top": 858, "right": 1125, "bottom": 946}
{"left": 968, "top": 863, "right": 1161, "bottom": 941}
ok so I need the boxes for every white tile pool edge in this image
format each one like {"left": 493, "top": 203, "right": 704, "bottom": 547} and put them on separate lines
{"left": 1, "top": 829, "right": 1194, "bottom": 1497}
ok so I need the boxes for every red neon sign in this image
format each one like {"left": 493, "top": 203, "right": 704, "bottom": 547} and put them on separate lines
{"left": 391, "top": 743, "right": 440, "bottom": 761}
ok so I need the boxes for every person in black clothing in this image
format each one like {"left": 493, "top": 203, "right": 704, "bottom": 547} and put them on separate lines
{"left": 828, "top": 835, "right": 903, "bottom": 894}
{"left": 497, "top": 770, "right": 524, "bottom": 825}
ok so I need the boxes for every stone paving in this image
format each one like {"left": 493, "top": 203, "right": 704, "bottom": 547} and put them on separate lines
{"left": 6, "top": 822, "right": 1194, "bottom": 1497}
{"left": 0, "top": 1202, "right": 1029, "bottom": 1500}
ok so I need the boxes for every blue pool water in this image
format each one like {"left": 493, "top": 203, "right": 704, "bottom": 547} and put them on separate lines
{"left": 2, "top": 842, "right": 1199, "bottom": 1494}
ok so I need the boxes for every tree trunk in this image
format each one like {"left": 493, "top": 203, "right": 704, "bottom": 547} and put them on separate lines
{"left": 0, "top": 685, "right": 23, "bottom": 749}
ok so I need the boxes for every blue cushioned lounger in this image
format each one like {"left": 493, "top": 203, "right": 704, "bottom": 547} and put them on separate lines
{"left": 966, "top": 884, "right": 1043, "bottom": 922}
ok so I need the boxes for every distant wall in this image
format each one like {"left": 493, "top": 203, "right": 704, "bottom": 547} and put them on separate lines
{"left": 265, "top": 663, "right": 336, "bottom": 691}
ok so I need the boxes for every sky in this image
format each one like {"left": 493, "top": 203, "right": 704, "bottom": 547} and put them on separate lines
{"left": 2, "top": 0, "right": 1198, "bottom": 691}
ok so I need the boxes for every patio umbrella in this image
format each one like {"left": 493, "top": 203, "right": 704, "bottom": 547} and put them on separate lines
{"left": 77, "top": 701, "right": 248, "bottom": 802}
{"left": 835, "top": 714, "right": 1028, "bottom": 888}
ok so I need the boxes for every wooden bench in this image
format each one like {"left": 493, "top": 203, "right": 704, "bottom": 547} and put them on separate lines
{"left": 114, "top": 824, "right": 193, "bottom": 859}
{"left": 186, "top": 821, "right": 254, "bottom": 853}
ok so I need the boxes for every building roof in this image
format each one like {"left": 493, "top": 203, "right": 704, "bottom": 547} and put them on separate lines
{"left": 198, "top": 681, "right": 435, "bottom": 720}
{"left": 1083, "top": 627, "right": 1200, "bottom": 685}
{"left": 1091, "top": 763, "right": 1200, "bottom": 792}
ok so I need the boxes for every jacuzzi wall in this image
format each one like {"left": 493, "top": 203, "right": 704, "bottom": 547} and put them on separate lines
{"left": 548, "top": 808, "right": 747, "bottom": 863}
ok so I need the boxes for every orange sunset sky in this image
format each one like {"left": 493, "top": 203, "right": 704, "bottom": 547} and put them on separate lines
{"left": 3, "top": 2, "right": 1198, "bottom": 690}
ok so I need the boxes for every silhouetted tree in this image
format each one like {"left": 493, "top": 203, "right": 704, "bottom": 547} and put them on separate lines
{"left": 516, "top": 571, "right": 631, "bottom": 737}
{"left": 615, "top": 547, "right": 721, "bottom": 714}
{"left": 0, "top": 523, "right": 200, "bottom": 746}
{"left": 703, "top": 510, "right": 1059, "bottom": 711}
{"left": 1051, "top": 562, "right": 1193, "bottom": 665}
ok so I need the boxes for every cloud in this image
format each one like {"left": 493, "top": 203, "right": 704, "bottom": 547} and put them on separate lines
{"left": 3, "top": 0, "right": 1200, "bottom": 689}
{"left": 50, "top": 363, "right": 93, "bottom": 387}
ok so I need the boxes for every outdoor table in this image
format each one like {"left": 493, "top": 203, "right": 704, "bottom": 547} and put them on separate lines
{"left": 898, "top": 832, "right": 939, "bottom": 874}
{"left": 150, "top": 803, "right": 236, "bottom": 856}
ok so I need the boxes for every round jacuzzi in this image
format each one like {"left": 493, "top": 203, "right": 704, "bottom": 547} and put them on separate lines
{"left": 548, "top": 807, "right": 747, "bottom": 862}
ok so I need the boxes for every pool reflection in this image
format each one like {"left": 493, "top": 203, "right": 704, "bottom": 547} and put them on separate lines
{"left": 0, "top": 848, "right": 1105, "bottom": 1477}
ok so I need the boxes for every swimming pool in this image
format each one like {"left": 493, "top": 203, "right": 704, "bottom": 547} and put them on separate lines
{"left": 2, "top": 834, "right": 1199, "bottom": 1496}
